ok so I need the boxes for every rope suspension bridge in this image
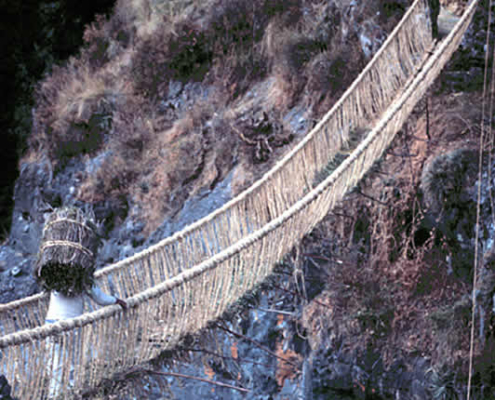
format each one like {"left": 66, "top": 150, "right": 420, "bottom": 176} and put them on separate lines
{"left": 0, "top": 0, "right": 481, "bottom": 398}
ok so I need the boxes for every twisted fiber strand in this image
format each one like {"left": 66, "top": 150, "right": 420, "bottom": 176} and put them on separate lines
{"left": 42, "top": 218, "right": 94, "bottom": 236}
{"left": 39, "top": 240, "right": 94, "bottom": 257}
{"left": 0, "top": 0, "right": 430, "bottom": 329}
{"left": 0, "top": 292, "right": 45, "bottom": 312}
{"left": 468, "top": 0, "right": 493, "bottom": 396}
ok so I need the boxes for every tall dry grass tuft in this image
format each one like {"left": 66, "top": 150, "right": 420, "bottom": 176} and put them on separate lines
{"left": 304, "top": 39, "right": 365, "bottom": 113}
{"left": 262, "top": 15, "right": 317, "bottom": 108}
{"left": 76, "top": 87, "right": 233, "bottom": 234}
{"left": 82, "top": 7, "right": 135, "bottom": 69}
{"left": 127, "top": 0, "right": 197, "bottom": 39}
{"left": 132, "top": 22, "right": 213, "bottom": 98}
{"left": 32, "top": 58, "right": 131, "bottom": 163}
{"left": 77, "top": 95, "right": 154, "bottom": 202}
{"left": 131, "top": 0, "right": 302, "bottom": 101}
{"left": 31, "top": 0, "right": 381, "bottom": 168}
{"left": 130, "top": 97, "right": 234, "bottom": 235}
{"left": 263, "top": 0, "right": 364, "bottom": 111}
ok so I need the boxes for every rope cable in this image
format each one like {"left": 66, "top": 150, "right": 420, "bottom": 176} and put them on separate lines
{"left": 487, "top": 7, "right": 495, "bottom": 229}
{"left": 467, "top": 0, "right": 493, "bottom": 397}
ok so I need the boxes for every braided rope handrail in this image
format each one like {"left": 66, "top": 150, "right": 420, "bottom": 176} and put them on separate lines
{"left": 0, "top": 0, "right": 432, "bottom": 334}
{"left": 0, "top": 2, "right": 479, "bottom": 398}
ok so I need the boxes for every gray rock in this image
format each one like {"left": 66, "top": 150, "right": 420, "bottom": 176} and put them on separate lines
{"left": 168, "top": 80, "right": 183, "bottom": 98}
{"left": 97, "top": 238, "right": 118, "bottom": 266}
{"left": 284, "top": 106, "right": 310, "bottom": 137}
{"left": 146, "top": 170, "right": 233, "bottom": 248}
{"left": 0, "top": 245, "right": 39, "bottom": 303}
{"left": 0, "top": 374, "right": 17, "bottom": 400}
{"left": 357, "top": 20, "right": 386, "bottom": 59}
{"left": 119, "top": 244, "right": 134, "bottom": 260}
{"left": 10, "top": 160, "right": 52, "bottom": 255}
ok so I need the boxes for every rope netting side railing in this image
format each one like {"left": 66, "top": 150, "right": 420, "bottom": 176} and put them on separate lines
{"left": 0, "top": 0, "right": 432, "bottom": 335}
{"left": 0, "top": 1, "right": 478, "bottom": 398}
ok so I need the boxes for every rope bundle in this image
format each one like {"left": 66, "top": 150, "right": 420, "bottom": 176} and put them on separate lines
{"left": 35, "top": 207, "right": 99, "bottom": 295}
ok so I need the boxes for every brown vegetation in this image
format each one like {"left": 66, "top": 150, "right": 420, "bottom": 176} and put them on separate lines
{"left": 28, "top": 0, "right": 404, "bottom": 235}
{"left": 302, "top": 89, "right": 490, "bottom": 383}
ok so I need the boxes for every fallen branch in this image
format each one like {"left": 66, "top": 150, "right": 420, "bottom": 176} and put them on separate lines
{"left": 355, "top": 189, "right": 388, "bottom": 206}
{"left": 254, "top": 307, "right": 294, "bottom": 316}
{"left": 271, "top": 283, "right": 333, "bottom": 311}
{"left": 143, "top": 369, "right": 250, "bottom": 393}
{"left": 230, "top": 123, "right": 257, "bottom": 145}
{"left": 214, "top": 323, "right": 299, "bottom": 368}
{"left": 179, "top": 347, "right": 294, "bottom": 371}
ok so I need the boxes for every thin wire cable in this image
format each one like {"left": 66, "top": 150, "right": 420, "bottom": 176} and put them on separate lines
{"left": 488, "top": 11, "right": 495, "bottom": 229}
{"left": 252, "top": 1, "right": 255, "bottom": 125}
{"left": 467, "top": 1, "right": 493, "bottom": 398}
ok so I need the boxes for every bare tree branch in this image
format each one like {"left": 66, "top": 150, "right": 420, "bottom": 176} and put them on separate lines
{"left": 144, "top": 369, "right": 250, "bottom": 393}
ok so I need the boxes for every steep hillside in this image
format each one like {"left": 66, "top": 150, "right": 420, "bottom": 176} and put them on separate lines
{"left": 2, "top": 0, "right": 495, "bottom": 399}
{"left": 27, "top": 0, "right": 405, "bottom": 237}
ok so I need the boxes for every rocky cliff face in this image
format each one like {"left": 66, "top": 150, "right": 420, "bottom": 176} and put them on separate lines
{"left": 2, "top": 0, "right": 495, "bottom": 399}
{"left": 0, "top": 0, "right": 117, "bottom": 243}
{"left": 0, "top": 0, "right": 402, "bottom": 305}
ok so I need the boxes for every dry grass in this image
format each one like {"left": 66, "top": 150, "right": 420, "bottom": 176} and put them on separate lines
{"left": 127, "top": 0, "right": 197, "bottom": 39}
{"left": 28, "top": 0, "right": 407, "bottom": 234}
{"left": 32, "top": 58, "right": 131, "bottom": 164}
{"left": 30, "top": 0, "right": 381, "bottom": 158}
{"left": 302, "top": 89, "right": 489, "bottom": 380}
